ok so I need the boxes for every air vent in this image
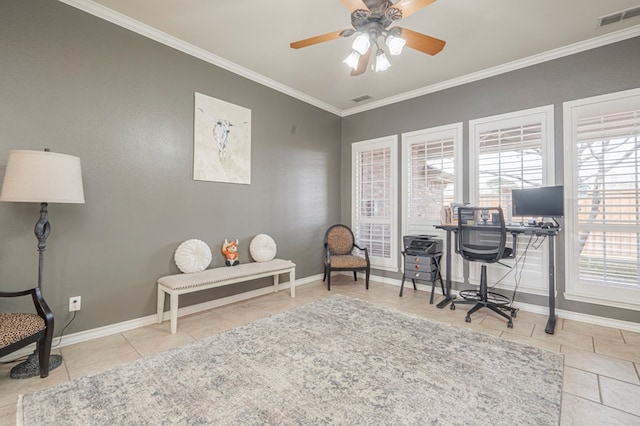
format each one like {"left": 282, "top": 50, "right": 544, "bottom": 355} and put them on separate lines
{"left": 623, "top": 5, "right": 640, "bottom": 19}
{"left": 351, "top": 94, "right": 372, "bottom": 103}
{"left": 599, "top": 5, "right": 640, "bottom": 26}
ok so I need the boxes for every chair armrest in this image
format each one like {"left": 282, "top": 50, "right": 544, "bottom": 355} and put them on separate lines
{"left": 0, "top": 289, "right": 33, "bottom": 298}
{"left": 324, "top": 244, "right": 331, "bottom": 265}
{"left": 0, "top": 288, "right": 54, "bottom": 326}
{"left": 353, "top": 244, "right": 370, "bottom": 264}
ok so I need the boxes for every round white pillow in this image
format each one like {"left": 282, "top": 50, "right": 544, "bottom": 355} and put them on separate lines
{"left": 174, "top": 239, "right": 212, "bottom": 273}
{"left": 249, "top": 234, "right": 277, "bottom": 262}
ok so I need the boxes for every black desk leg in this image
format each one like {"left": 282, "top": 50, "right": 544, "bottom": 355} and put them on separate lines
{"left": 545, "top": 235, "right": 557, "bottom": 334}
{"left": 436, "top": 229, "right": 454, "bottom": 309}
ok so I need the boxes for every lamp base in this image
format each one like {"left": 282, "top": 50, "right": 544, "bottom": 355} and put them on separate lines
{"left": 10, "top": 352, "right": 63, "bottom": 379}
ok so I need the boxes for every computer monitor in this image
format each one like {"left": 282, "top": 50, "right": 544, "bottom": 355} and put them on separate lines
{"left": 511, "top": 185, "right": 564, "bottom": 218}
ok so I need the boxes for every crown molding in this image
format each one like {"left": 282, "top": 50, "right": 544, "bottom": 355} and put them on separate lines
{"left": 58, "top": 0, "right": 342, "bottom": 116}
{"left": 58, "top": 1, "right": 638, "bottom": 118}
{"left": 341, "top": 25, "right": 640, "bottom": 116}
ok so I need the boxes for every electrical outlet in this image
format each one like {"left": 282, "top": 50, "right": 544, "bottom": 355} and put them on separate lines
{"left": 69, "top": 296, "right": 81, "bottom": 312}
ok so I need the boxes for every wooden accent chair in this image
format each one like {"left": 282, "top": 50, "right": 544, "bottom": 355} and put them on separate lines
{"left": 0, "top": 287, "right": 54, "bottom": 378}
{"left": 323, "top": 224, "right": 370, "bottom": 291}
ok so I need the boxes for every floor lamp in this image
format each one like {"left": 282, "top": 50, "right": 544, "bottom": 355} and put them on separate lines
{"left": 0, "top": 149, "right": 85, "bottom": 379}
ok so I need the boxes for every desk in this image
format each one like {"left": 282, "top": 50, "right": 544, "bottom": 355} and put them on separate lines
{"left": 434, "top": 224, "right": 561, "bottom": 334}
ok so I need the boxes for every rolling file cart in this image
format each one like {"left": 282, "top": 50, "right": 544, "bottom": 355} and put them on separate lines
{"left": 400, "top": 235, "right": 444, "bottom": 304}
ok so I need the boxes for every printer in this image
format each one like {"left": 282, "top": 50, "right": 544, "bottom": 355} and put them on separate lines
{"left": 403, "top": 235, "right": 443, "bottom": 255}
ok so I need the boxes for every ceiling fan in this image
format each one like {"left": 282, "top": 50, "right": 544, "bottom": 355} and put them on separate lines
{"left": 290, "top": 0, "right": 446, "bottom": 76}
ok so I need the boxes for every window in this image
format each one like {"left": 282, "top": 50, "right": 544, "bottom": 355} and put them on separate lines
{"left": 352, "top": 136, "right": 398, "bottom": 271}
{"left": 564, "top": 88, "right": 640, "bottom": 310}
{"left": 402, "top": 123, "right": 463, "bottom": 233}
{"left": 402, "top": 123, "right": 463, "bottom": 279}
{"left": 469, "top": 106, "right": 555, "bottom": 294}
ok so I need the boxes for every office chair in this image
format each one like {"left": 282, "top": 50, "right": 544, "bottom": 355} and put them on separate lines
{"left": 323, "top": 224, "right": 370, "bottom": 291}
{"left": 450, "top": 206, "right": 517, "bottom": 327}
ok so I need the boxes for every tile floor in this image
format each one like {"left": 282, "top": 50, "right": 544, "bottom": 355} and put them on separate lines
{"left": 2, "top": 276, "right": 639, "bottom": 425}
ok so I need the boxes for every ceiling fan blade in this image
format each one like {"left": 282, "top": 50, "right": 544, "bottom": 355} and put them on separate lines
{"left": 340, "top": 0, "right": 369, "bottom": 12}
{"left": 290, "top": 30, "right": 347, "bottom": 49}
{"left": 351, "top": 46, "right": 372, "bottom": 76}
{"left": 393, "top": 0, "right": 437, "bottom": 19}
{"left": 398, "top": 27, "right": 445, "bottom": 55}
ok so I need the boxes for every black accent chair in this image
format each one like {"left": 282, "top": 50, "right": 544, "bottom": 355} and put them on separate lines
{"left": 323, "top": 224, "right": 370, "bottom": 291}
{"left": 450, "top": 207, "right": 517, "bottom": 327}
{"left": 0, "top": 287, "right": 54, "bottom": 378}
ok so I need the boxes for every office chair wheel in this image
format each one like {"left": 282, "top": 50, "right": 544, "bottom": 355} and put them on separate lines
{"left": 465, "top": 316, "right": 471, "bottom": 323}
{"left": 450, "top": 304, "right": 455, "bottom": 310}
{"left": 507, "top": 321, "right": 513, "bottom": 328}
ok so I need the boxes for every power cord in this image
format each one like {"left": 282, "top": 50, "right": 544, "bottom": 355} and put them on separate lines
{"left": 52, "top": 310, "right": 78, "bottom": 348}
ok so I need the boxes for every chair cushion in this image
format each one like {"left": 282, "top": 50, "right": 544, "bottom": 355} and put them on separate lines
{"left": 0, "top": 313, "right": 45, "bottom": 349}
{"left": 330, "top": 255, "right": 367, "bottom": 269}
{"left": 326, "top": 227, "right": 354, "bottom": 255}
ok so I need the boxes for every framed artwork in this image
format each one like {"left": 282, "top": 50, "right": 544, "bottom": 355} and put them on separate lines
{"left": 193, "top": 92, "right": 251, "bottom": 184}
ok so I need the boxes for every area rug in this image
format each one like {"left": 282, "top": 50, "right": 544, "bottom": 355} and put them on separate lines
{"left": 18, "top": 295, "right": 563, "bottom": 425}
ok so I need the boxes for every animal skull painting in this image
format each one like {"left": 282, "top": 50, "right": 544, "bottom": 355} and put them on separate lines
{"left": 197, "top": 107, "right": 247, "bottom": 160}
{"left": 193, "top": 92, "right": 251, "bottom": 184}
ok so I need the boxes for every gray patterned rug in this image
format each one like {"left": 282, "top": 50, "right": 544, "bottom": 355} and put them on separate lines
{"left": 19, "top": 295, "right": 563, "bottom": 425}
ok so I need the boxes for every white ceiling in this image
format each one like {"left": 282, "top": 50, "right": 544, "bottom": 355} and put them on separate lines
{"left": 64, "top": 0, "right": 640, "bottom": 115}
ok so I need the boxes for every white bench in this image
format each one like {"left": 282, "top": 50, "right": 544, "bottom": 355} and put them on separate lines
{"left": 157, "top": 259, "right": 296, "bottom": 333}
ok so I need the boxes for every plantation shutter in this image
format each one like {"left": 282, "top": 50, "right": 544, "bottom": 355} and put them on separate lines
{"left": 353, "top": 137, "right": 398, "bottom": 270}
{"left": 470, "top": 106, "right": 554, "bottom": 294}
{"left": 574, "top": 108, "right": 640, "bottom": 289}
{"left": 407, "top": 137, "right": 456, "bottom": 225}
{"left": 477, "top": 123, "right": 543, "bottom": 210}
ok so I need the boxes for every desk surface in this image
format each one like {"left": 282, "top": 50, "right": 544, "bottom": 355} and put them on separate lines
{"left": 434, "top": 223, "right": 561, "bottom": 236}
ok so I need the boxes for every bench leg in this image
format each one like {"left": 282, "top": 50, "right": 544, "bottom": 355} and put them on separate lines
{"left": 273, "top": 274, "right": 279, "bottom": 293}
{"left": 170, "top": 292, "right": 179, "bottom": 334}
{"left": 157, "top": 286, "right": 165, "bottom": 324}
{"left": 290, "top": 269, "right": 296, "bottom": 298}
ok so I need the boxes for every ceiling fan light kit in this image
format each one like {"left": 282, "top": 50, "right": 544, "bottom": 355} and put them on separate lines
{"left": 374, "top": 49, "right": 391, "bottom": 72}
{"left": 290, "top": 0, "right": 445, "bottom": 76}
{"left": 343, "top": 51, "right": 362, "bottom": 70}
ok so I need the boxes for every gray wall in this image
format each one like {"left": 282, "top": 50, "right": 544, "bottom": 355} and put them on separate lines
{"left": 341, "top": 36, "right": 640, "bottom": 323}
{"left": 0, "top": 1, "right": 341, "bottom": 333}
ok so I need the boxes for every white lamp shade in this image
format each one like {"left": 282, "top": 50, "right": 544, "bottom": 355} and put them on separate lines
{"left": 351, "top": 34, "right": 371, "bottom": 55}
{"left": 343, "top": 51, "right": 361, "bottom": 70}
{"left": 0, "top": 150, "right": 85, "bottom": 203}
{"left": 374, "top": 51, "right": 391, "bottom": 72}
{"left": 386, "top": 35, "right": 406, "bottom": 55}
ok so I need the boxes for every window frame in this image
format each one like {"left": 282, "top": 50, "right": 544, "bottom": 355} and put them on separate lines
{"left": 401, "top": 123, "right": 463, "bottom": 280}
{"left": 563, "top": 88, "right": 640, "bottom": 311}
{"left": 469, "top": 105, "right": 555, "bottom": 295}
{"left": 351, "top": 135, "right": 399, "bottom": 271}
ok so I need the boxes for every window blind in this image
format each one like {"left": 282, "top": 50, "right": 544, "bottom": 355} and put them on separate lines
{"left": 353, "top": 137, "right": 398, "bottom": 270}
{"left": 575, "top": 108, "right": 639, "bottom": 288}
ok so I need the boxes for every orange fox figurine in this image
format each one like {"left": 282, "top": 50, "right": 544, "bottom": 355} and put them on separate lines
{"left": 222, "top": 239, "right": 239, "bottom": 266}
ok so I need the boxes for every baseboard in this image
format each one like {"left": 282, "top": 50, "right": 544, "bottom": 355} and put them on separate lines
{"left": 3, "top": 271, "right": 638, "bottom": 364}
{"left": 364, "top": 272, "right": 640, "bottom": 333}
{"left": 0, "top": 274, "right": 321, "bottom": 363}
